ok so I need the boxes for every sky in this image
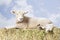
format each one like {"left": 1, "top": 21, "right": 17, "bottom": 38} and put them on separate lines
{"left": 0, "top": 0, "right": 60, "bottom": 28}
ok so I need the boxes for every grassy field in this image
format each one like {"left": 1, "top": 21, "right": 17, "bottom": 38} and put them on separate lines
{"left": 0, "top": 27, "right": 60, "bottom": 40}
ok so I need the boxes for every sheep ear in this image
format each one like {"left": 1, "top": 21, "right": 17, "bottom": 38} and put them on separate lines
{"left": 24, "top": 11, "right": 28, "bottom": 14}
{"left": 11, "top": 10, "right": 16, "bottom": 14}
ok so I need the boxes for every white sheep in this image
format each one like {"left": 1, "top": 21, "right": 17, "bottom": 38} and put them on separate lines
{"left": 39, "top": 24, "right": 54, "bottom": 33}
{"left": 8, "top": 10, "right": 54, "bottom": 32}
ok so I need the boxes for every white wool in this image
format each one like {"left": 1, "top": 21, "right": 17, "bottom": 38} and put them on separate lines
{"left": 8, "top": 10, "right": 54, "bottom": 33}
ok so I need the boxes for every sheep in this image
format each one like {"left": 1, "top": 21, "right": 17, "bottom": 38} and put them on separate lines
{"left": 38, "top": 24, "right": 54, "bottom": 33}
{"left": 8, "top": 10, "right": 54, "bottom": 32}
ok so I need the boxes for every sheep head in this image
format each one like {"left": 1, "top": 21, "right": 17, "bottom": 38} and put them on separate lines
{"left": 11, "top": 10, "right": 28, "bottom": 22}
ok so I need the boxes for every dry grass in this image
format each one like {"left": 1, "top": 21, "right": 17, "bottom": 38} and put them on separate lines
{"left": 0, "top": 27, "right": 60, "bottom": 40}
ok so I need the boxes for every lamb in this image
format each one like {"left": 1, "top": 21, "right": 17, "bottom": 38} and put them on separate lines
{"left": 7, "top": 10, "right": 54, "bottom": 32}
{"left": 38, "top": 24, "right": 54, "bottom": 33}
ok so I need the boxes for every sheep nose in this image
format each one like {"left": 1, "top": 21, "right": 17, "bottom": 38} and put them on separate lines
{"left": 20, "top": 18, "right": 23, "bottom": 20}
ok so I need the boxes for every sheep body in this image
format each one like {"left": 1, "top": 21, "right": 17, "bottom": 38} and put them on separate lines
{"left": 16, "top": 16, "right": 53, "bottom": 32}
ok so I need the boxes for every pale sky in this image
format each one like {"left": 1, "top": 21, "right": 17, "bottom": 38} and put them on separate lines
{"left": 0, "top": 0, "right": 60, "bottom": 28}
